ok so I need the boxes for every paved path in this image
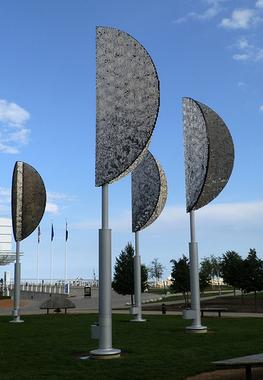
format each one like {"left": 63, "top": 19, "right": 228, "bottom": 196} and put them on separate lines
{"left": 1, "top": 288, "right": 262, "bottom": 318}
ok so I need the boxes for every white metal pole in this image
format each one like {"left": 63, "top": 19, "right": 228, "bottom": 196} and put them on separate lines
{"left": 10, "top": 241, "right": 24, "bottom": 323}
{"left": 187, "top": 210, "right": 206, "bottom": 333}
{"left": 131, "top": 231, "right": 145, "bottom": 322}
{"left": 90, "top": 184, "right": 121, "bottom": 358}
{"left": 50, "top": 240, "right": 54, "bottom": 289}
{"left": 37, "top": 241, "right": 39, "bottom": 284}
{"left": 65, "top": 239, "right": 68, "bottom": 283}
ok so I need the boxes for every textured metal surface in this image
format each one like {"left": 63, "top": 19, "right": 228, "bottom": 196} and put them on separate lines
{"left": 132, "top": 151, "right": 167, "bottom": 232}
{"left": 95, "top": 27, "right": 160, "bottom": 186}
{"left": 183, "top": 98, "right": 234, "bottom": 212}
{"left": 12, "top": 162, "right": 46, "bottom": 242}
{"left": 183, "top": 98, "right": 208, "bottom": 212}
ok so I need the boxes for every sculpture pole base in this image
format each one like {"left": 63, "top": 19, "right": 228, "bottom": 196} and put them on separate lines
{"left": 10, "top": 317, "right": 24, "bottom": 324}
{"left": 187, "top": 211, "right": 207, "bottom": 333}
{"left": 185, "top": 325, "right": 207, "bottom": 334}
{"left": 131, "top": 232, "right": 145, "bottom": 323}
{"left": 89, "top": 348, "right": 121, "bottom": 359}
{"left": 130, "top": 318, "right": 146, "bottom": 322}
{"left": 90, "top": 185, "right": 121, "bottom": 359}
{"left": 11, "top": 243, "right": 23, "bottom": 324}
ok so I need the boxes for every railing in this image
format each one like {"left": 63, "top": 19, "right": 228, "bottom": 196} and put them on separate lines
{"left": 1, "top": 279, "right": 99, "bottom": 297}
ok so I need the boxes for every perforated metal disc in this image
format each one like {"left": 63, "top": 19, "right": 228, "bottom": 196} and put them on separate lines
{"left": 96, "top": 27, "right": 160, "bottom": 186}
{"left": 132, "top": 151, "right": 167, "bottom": 232}
{"left": 12, "top": 162, "right": 46, "bottom": 242}
{"left": 183, "top": 98, "right": 234, "bottom": 212}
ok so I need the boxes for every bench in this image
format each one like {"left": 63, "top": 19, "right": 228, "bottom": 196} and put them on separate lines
{"left": 201, "top": 307, "right": 227, "bottom": 317}
{"left": 213, "top": 353, "right": 263, "bottom": 380}
{"left": 40, "top": 296, "right": 75, "bottom": 315}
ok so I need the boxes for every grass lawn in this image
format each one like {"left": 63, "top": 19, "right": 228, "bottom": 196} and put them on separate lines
{"left": 0, "top": 314, "right": 263, "bottom": 379}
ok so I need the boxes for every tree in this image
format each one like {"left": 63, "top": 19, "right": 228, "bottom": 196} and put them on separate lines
{"left": 241, "top": 249, "right": 263, "bottom": 303}
{"left": 170, "top": 255, "right": 190, "bottom": 306}
{"left": 210, "top": 255, "right": 222, "bottom": 294}
{"left": 112, "top": 242, "right": 148, "bottom": 304}
{"left": 199, "top": 258, "right": 212, "bottom": 293}
{"left": 199, "top": 255, "right": 222, "bottom": 293}
{"left": 148, "top": 258, "right": 164, "bottom": 287}
{"left": 221, "top": 251, "right": 243, "bottom": 295}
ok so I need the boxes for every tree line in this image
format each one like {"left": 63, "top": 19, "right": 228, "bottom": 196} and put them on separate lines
{"left": 112, "top": 243, "right": 263, "bottom": 304}
{"left": 170, "top": 249, "right": 263, "bottom": 304}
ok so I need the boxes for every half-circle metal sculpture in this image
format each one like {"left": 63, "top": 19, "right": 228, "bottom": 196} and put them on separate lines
{"left": 182, "top": 97, "right": 234, "bottom": 333}
{"left": 132, "top": 150, "right": 167, "bottom": 232}
{"left": 183, "top": 97, "right": 234, "bottom": 212}
{"left": 12, "top": 161, "right": 46, "bottom": 242}
{"left": 96, "top": 27, "right": 160, "bottom": 186}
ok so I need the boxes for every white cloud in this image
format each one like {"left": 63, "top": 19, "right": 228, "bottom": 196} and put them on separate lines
{"left": 256, "top": 0, "right": 263, "bottom": 9}
{"left": 0, "top": 187, "right": 10, "bottom": 198}
{"left": 72, "top": 201, "right": 263, "bottom": 243}
{"left": 47, "top": 191, "right": 77, "bottom": 202}
{"left": 144, "top": 200, "right": 263, "bottom": 232}
{"left": 173, "top": 0, "right": 226, "bottom": 24}
{"left": 8, "top": 128, "right": 30, "bottom": 145}
{"left": 45, "top": 191, "right": 77, "bottom": 215}
{"left": 233, "top": 53, "right": 250, "bottom": 61}
{"left": 73, "top": 209, "right": 131, "bottom": 232}
{"left": 0, "top": 187, "right": 11, "bottom": 214}
{"left": 197, "top": 201, "right": 263, "bottom": 225}
{"left": 0, "top": 98, "right": 31, "bottom": 154}
{"left": 232, "top": 37, "right": 263, "bottom": 62}
{"left": 0, "top": 99, "right": 30, "bottom": 127}
{"left": 46, "top": 203, "right": 59, "bottom": 214}
{"left": 0, "top": 143, "right": 18, "bottom": 154}
{"left": 259, "top": 105, "right": 263, "bottom": 111}
{"left": 220, "top": 9, "right": 257, "bottom": 29}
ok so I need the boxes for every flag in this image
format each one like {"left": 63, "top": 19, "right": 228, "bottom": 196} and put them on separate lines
{"left": 65, "top": 222, "right": 68, "bottom": 242}
{"left": 51, "top": 224, "right": 54, "bottom": 241}
{"left": 37, "top": 226, "right": 41, "bottom": 244}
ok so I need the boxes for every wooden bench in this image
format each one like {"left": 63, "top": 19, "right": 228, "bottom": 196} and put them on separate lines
{"left": 213, "top": 353, "right": 263, "bottom": 380}
{"left": 201, "top": 307, "right": 227, "bottom": 317}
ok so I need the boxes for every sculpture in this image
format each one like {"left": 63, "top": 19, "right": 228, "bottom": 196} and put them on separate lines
{"left": 131, "top": 150, "right": 167, "bottom": 322}
{"left": 11, "top": 161, "right": 46, "bottom": 323}
{"left": 183, "top": 98, "right": 234, "bottom": 332}
{"left": 91, "top": 26, "right": 160, "bottom": 358}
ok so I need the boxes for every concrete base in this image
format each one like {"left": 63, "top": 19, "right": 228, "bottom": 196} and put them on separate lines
{"left": 130, "top": 318, "right": 146, "bottom": 322}
{"left": 89, "top": 348, "right": 121, "bottom": 359}
{"left": 185, "top": 325, "right": 207, "bottom": 334}
{"left": 10, "top": 318, "right": 24, "bottom": 323}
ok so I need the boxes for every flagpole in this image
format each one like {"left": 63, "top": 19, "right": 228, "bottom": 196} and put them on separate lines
{"left": 49, "top": 240, "right": 52, "bottom": 287}
{"left": 65, "top": 240, "right": 68, "bottom": 283}
{"left": 50, "top": 223, "right": 54, "bottom": 287}
{"left": 65, "top": 221, "right": 68, "bottom": 283}
{"left": 37, "top": 226, "right": 40, "bottom": 284}
{"left": 37, "top": 240, "right": 39, "bottom": 284}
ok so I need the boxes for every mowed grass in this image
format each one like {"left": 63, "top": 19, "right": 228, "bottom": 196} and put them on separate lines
{"left": 0, "top": 314, "right": 263, "bottom": 379}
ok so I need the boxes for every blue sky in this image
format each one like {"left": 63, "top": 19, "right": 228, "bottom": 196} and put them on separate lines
{"left": 0, "top": 0, "right": 263, "bottom": 281}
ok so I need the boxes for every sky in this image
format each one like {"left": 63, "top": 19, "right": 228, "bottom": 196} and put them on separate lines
{"left": 0, "top": 0, "right": 263, "bottom": 281}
